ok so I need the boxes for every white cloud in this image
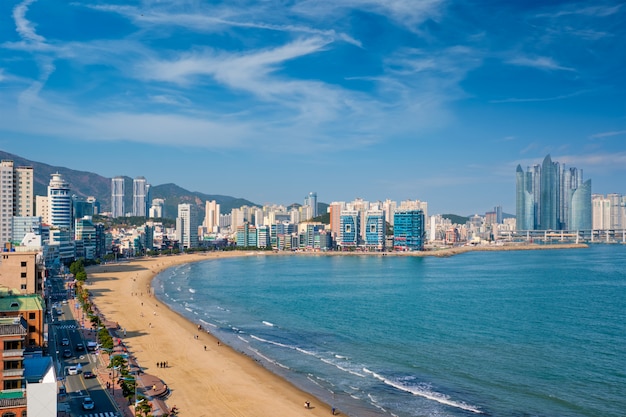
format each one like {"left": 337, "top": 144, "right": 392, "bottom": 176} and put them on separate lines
{"left": 13, "top": 0, "right": 45, "bottom": 44}
{"left": 507, "top": 56, "right": 575, "bottom": 72}
{"left": 589, "top": 130, "right": 626, "bottom": 140}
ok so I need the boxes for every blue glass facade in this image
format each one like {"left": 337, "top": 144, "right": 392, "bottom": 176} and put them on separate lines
{"left": 340, "top": 211, "right": 360, "bottom": 247}
{"left": 393, "top": 210, "right": 425, "bottom": 251}
{"left": 364, "top": 210, "right": 385, "bottom": 249}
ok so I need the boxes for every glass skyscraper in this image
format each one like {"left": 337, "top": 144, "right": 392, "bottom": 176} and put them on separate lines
{"left": 516, "top": 155, "right": 591, "bottom": 231}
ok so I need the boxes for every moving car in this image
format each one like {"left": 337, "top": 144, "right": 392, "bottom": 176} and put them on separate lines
{"left": 75, "top": 343, "right": 85, "bottom": 351}
{"left": 82, "top": 397, "right": 95, "bottom": 410}
{"left": 62, "top": 349, "right": 72, "bottom": 358}
{"left": 82, "top": 370, "right": 95, "bottom": 379}
{"left": 67, "top": 366, "right": 78, "bottom": 375}
{"left": 61, "top": 338, "right": 69, "bottom": 346}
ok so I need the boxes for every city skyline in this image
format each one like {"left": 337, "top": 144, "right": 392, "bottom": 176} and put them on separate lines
{"left": 0, "top": 1, "right": 624, "bottom": 215}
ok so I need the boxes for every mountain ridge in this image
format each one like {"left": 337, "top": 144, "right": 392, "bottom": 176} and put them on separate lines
{"left": 0, "top": 150, "right": 258, "bottom": 217}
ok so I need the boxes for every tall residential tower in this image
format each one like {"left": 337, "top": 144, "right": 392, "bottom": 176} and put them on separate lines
{"left": 111, "top": 176, "right": 125, "bottom": 218}
{"left": 516, "top": 155, "right": 591, "bottom": 231}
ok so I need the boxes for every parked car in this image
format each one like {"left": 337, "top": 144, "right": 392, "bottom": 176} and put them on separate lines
{"left": 82, "top": 397, "right": 95, "bottom": 410}
{"left": 82, "top": 371, "right": 95, "bottom": 379}
{"left": 67, "top": 366, "right": 78, "bottom": 375}
{"left": 62, "top": 349, "right": 72, "bottom": 358}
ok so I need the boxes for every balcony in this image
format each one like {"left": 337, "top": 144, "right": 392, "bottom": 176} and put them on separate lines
{"left": 2, "top": 369, "right": 24, "bottom": 378}
{"left": 2, "top": 350, "right": 24, "bottom": 358}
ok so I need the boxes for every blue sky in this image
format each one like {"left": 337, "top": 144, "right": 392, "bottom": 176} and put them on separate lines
{"left": 0, "top": 0, "right": 624, "bottom": 215}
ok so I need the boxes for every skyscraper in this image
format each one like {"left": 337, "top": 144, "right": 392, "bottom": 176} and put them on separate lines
{"left": 204, "top": 200, "right": 220, "bottom": 232}
{"left": 111, "top": 176, "right": 125, "bottom": 218}
{"left": 48, "top": 173, "right": 75, "bottom": 262}
{"left": 176, "top": 204, "right": 199, "bottom": 249}
{"left": 133, "top": 176, "right": 149, "bottom": 217}
{"left": 0, "top": 161, "right": 34, "bottom": 248}
{"left": 516, "top": 155, "right": 591, "bottom": 231}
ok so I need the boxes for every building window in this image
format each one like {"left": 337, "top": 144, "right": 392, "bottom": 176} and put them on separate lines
{"left": 28, "top": 325, "right": 35, "bottom": 333}
{"left": 21, "top": 261, "right": 27, "bottom": 267}
{"left": 29, "top": 313, "right": 36, "bottom": 320}
{"left": 20, "top": 284, "right": 27, "bottom": 290}
{"left": 21, "top": 272, "right": 27, "bottom": 278}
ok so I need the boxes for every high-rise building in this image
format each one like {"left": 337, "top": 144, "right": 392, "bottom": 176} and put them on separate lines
{"left": 339, "top": 210, "right": 360, "bottom": 248}
{"left": 516, "top": 155, "right": 591, "bottom": 231}
{"left": 393, "top": 210, "right": 425, "bottom": 251}
{"left": 304, "top": 192, "right": 318, "bottom": 218}
{"left": 111, "top": 176, "right": 125, "bottom": 218}
{"left": 592, "top": 193, "right": 624, "bottom": 230}
{"left": 204, "top": 200, "right": 220, "bottom": 232}
{"left": 48, "top": 173, "right": 75, "bottom": 263}
{"left": 0, "top": 161, "right": 34, "bottom": 248}
{"left": 329, "top": 202, "right": 344, "bottom": 238}
{"left": 364, "top": 209, "right": 385, "bottom": 250}
{"left": 176, "top": 204, "right": 199, "bottom": 249}
{"left": 133, "top": 176, "right": 149, "bottom": 217}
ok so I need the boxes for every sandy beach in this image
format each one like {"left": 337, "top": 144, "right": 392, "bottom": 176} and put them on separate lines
{"left": 87, "top": 252, "right": 334, "bottom": 417}
{"left": 85, "top": 243, "right": 587, "bottom": 417}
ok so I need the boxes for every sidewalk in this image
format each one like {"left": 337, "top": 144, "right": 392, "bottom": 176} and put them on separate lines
{"left": 68, "top": 298, "right": 134, "bottom": 417}
{"left": 68, "top": 295, "right": 171, "bottom": 417}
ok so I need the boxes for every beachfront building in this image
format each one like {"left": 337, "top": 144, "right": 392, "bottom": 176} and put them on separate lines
{"left": 516, "top": 155, "right": 591, "bottom": 231}
{"left": 133, "top": 176, "right": 149, "bottom": 217}
{"left": 393, "top": 210, "right": 425, "bottom": 251}
{"left": 111, "top": 176, "right": 125, "bottom": 218}
{"left": 364, "top": 209, "right": 385, "bottom": 251}
{"left": 0, "top": 161, "right": 34, "bottom": 249}
{"left": 339, "top": 210, "right": 360, "bottom": 249}
{"left": 176, "top": 204, "right": 199, "bottom": 249}
{"left": 592, "top": 193, "right": 625, "bottom": 230}
{"left": 236, "top": 223, "right": 258, "bottom": 247}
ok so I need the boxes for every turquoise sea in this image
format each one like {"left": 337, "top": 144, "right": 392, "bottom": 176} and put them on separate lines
{"left": 153, "top": 245, "right": 626, "bottom": 417}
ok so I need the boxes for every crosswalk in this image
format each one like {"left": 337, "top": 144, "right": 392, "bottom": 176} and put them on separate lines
{"left": 56, "top": 324, "right": 77, "bottom": 329}
{"left": 79, "top": 412, "right": 119, "bottom": 417}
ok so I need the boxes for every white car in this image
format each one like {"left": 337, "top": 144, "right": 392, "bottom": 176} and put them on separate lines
{"left": 82, "top": 397, "right": 95, "bottom": 410}
{"left": 67, "top": 366, "right": 78, "bottom": 375}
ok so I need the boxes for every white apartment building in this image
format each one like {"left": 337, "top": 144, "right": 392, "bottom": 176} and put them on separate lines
{"left": 0, "top": 160, "right": 34, "bottom": 248}
{"left": 176, "top": 204, "right": 199, "bottom": 249}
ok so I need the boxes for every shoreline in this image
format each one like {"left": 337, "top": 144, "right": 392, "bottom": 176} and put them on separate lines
{"left": 85, "top": 243, "right": 588, "bottom": 416}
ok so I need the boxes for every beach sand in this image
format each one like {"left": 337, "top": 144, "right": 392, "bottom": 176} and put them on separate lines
{"left": 87, "top": 252, "right": 333, "bottom": 417}
{"left": 86, "top": 244, "right": 587, "bottom": 416}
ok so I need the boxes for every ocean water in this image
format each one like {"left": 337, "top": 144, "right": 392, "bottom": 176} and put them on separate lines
{"left": 152, "top": 245, "right": 626, "bottom": 417}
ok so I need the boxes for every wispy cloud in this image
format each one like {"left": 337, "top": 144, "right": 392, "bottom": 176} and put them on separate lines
{"left": 589, "top": 130, "right": 626, "bottom": 140}
{"left": 507, "top": 56, "right": 575, "bottom": 72}
{"left": 539, "top": 4, "right": 623, "bottom": 18}
{"left": 13, "top": 0, "right": 45, "bottom": 43}
{"left": 490, "top": 90, "right": 588, "bottom": 103}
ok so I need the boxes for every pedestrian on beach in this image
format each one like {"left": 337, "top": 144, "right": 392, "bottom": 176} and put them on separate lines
{"left": 331, "top": 407, "right": 336, "bottom": 415}
{"left": 204, "top": 345, "right": 207, "bottom": 351}
{"left": 157, "top": 362, "right": 160, "bottom": 368}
